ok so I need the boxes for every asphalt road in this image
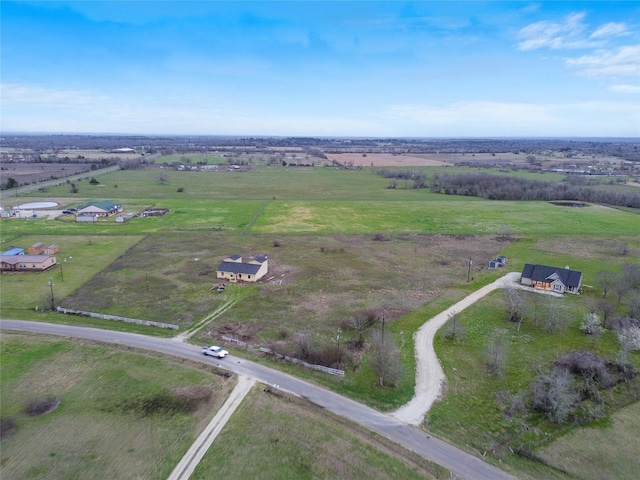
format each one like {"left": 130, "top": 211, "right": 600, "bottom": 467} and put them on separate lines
{"left": 0, "top": 319, "right": 516, "bottom": 480}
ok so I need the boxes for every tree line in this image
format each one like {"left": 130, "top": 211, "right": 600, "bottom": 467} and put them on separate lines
{"left": 429, "top": 172, "right": 640, "bottom": 208}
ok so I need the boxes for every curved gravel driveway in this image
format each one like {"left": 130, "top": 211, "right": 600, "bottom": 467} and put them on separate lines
{"left": 393, "top": 271, "right": 559, "bottom": 425}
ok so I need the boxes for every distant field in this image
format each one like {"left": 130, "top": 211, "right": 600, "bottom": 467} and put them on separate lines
{"left": 325, "top": 152, "right": 452, "bottom": 167}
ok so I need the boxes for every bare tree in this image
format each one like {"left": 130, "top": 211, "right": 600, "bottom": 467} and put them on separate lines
{"left": 542, "top": 297, "right": 567, "bottom": 333}
{"left": 593, "top": 298, "right": 616, "bottom": 329}
{"left": 504, "top": 287, "right": 523, "bottom": 328}
{"left": 442, "top": 311, "right": 465, "bottom": 341}
{"left": 531, "top": 367, "right": 578, "bottom": 423}
{"left": 157, "top": 171, "right": 170, "bottom": 184}
{"left": 369, "top": 329, "right": 402, "bottom": 387}
{"left": 595, "top": 270, "right": 616, "bottom": 298}
{"left": 485, "top": 328, "right": 508, "bottom": 377}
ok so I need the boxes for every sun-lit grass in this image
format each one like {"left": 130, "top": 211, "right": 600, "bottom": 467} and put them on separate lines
{"left": 0, "top": 334, "right": 234, "bottom": 480}
{"left": 191, "top": 387, "right": 445, "bottom": 480}
{"left": 536, "top": 402, "right": 640, "bottom": 480}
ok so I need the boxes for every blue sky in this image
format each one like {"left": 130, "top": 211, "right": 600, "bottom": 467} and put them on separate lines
{"left": 1, "top": 1, "right": 639, "bottom": 137}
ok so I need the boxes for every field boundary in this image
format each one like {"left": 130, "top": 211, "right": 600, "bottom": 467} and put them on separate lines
{"left": 56, "top": 306, "right": 179, "bottom": 330}
{"left": 221, "top": 335, "right": 344, "bottom": 377}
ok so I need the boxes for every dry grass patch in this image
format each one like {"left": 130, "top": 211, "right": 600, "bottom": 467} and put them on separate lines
{"left": 191, "top": 387, "right": 447, "bottom": 480}
{"left": 536, "top": 401, "right": 640, "bottom": 480}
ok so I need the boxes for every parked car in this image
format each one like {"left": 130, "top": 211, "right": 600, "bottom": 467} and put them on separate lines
{"left": 202, "top": 346, "right": 228, "bottom": 358}
{"left": 62, "top": 210, "right": 74, "bottom": 214}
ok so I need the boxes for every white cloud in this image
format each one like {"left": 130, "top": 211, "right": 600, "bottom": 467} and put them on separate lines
{"left": 517, "top": 12, "right": 592, "bottom": 51}
{"left": 0, "top": 83, "right": 109, "bottom": 109}
{"left": 590, "top": 22, "right": 629, "bottom": 39}
{"left": 386, "top": 100, "right": 639, "bottom": 136}
{"left": 566, "top": 45, "right": 640, "bottom": 79}
{"left": 609, "top": 84, "right": 640, "bottom": 94}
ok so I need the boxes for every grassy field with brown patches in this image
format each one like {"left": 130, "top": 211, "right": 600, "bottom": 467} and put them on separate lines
{"left": 325, "top": 152, "right": 452, "bottom": 167}
{"left": 536, "top": 401, "right": 640, "bottom": 479}
{"left": 191, "top": 387, "right": 447, "bottom": 480}
{"left": 0, "top": 334, "right": 234, "bottom": 480}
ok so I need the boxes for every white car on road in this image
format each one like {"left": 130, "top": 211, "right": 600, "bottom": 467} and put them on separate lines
{"left": 202, "top": 345, "right": 229, "bottom": 358}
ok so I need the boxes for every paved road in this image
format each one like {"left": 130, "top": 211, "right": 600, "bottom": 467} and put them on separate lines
{"left": 0, "top": 319, "right": 516, "bottom": 480}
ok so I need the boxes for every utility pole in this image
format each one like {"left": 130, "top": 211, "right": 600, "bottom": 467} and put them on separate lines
{"left": 467, "top": 256, "right": 472, "bottom": 282}
{"left": 146, "top": 271, "right": 149, "bottom": 291}
{"left": 48, "top": 279, "right": 55, "bottom": 311}
{"left": 336, "top": 328, "right": 342, "bottom": 368}
{"left": 381, "top": 309, "right": 386, "bottom": 344}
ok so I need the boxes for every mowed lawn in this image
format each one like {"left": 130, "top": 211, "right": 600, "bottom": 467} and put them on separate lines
{"left": 0, "top": 334, "right": 234, "bottom": 480}
{"left": 536, "top": 401, "right": 640, "bottom": 480}
{"left": 0, "top": 235, "right": 144, "bottom": 316}
{"left": 191, "top": 387, "right": 443, "bottom": 480}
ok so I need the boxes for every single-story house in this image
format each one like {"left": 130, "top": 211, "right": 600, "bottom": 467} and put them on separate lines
{"left": 27, "top": 242, "right": 45, "bottom": 255}
{"left": 76, "top": 200, "right": 122, "bottom": 217}
{"left": 216, "top": 254, "right": 268, "bottom": 283}
{"left": 520, "top": 264, "right": 583, "bottom": 294}
{"left": 0, "top": 254, "right": 57, "bottom": 272}
{"left": 1, "top": 247, "right": 25, "bottom": 256}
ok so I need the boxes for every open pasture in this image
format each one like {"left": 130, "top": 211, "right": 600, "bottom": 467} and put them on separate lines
{"left": 536, "top": 401, "right": 640, "bottom": 480}
{"left": 0, "top": 235, "right": 144, "bottom": 319}
{"left": 0, "top": 333, "right": 234, "bottom": 480}
{"left": 191, "top": 386, "right": 443, "bottom": 480}
{"left": 2, "top": 165, "right": 570, "bottom": 204}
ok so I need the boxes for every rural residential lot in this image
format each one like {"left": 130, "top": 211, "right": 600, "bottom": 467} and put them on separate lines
{"left": 1, "top": 135, "right": 640, "bottom": 479}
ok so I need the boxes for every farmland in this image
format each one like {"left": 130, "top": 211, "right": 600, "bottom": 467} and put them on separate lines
{"left": 1, "top": 138, "right": 639, "bottom": 479}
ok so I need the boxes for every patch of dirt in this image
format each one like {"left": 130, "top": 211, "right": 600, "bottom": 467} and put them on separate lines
{"left": 26, "top": 397, "right": 61, "bottom": 416}
{"left": 325, "top": 153, "right": 452, "bottom": 167}
{"left": 0, "top": 418, "right": 17, "bottom": 442}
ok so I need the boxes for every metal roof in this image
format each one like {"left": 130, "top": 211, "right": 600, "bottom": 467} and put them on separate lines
{"left": 521, "top": 264, "right": 582, "bottom": 288}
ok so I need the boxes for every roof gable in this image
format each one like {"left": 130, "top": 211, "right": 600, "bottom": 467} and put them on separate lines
{"left": 217, "top": 261, "right": 261, "bottom": 275}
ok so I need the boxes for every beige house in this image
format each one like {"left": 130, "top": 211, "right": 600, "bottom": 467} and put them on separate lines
{"left": 216, "top": 254, "right": 268, "bottom": 282}
{"left": 0, "top": 255, "right": 57, "bottom": 272}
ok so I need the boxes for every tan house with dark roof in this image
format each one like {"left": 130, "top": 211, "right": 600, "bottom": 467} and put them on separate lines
{"left": 216, "top": 254, "right": 268, "bottom": 282}
{"left": 0, "top": 254, "right": 57, "bottom": 272}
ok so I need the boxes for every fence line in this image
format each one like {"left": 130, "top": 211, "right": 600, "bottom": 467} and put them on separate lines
{"left": 56, "top": 307, "right": 179, "bottom": 330}
{"left": 220, "top": 335, "right": 344, "bottom": 377}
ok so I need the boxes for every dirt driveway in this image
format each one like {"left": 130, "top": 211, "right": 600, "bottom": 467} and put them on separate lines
{"left": 393, "top": 272, "right": 560, "bottom": 425}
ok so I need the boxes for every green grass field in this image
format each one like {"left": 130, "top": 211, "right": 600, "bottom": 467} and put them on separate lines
{"left": 0, "top": 334, "right": 234, "bottom": 480}
{"left": 0, "top": 334, "right": 448, "bottom": 480}
{"left": 191, "top": 387, "right": 445, "bottom": 480}
{"left": 536, "top": 401, "right": 640, "bottom": 480}
{"left": 1, "top": 163, "right": 639, "bottom": 479}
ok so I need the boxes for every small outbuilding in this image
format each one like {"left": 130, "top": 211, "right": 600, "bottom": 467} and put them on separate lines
{"left": 27, "top": 242, "right": 45, "bottom": 255}
{"left": 216, "top": 254, "right": 268, "bottom": 283}
{"left": 45, "top": 244, "right": 59, "bottom": 255}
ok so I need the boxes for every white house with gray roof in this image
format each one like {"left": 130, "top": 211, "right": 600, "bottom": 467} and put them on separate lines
{"left": 216, "top": 254, "right": 268, "bottom": 283}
